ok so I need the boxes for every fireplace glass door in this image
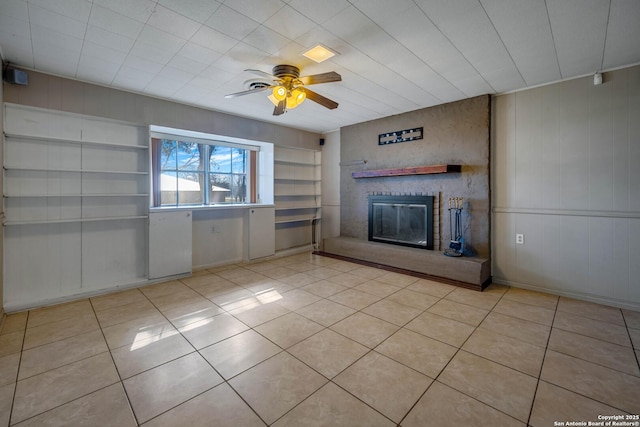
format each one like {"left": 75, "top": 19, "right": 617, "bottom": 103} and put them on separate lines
{"left": 368, "top": 195, "right": 434, "bottom": 250}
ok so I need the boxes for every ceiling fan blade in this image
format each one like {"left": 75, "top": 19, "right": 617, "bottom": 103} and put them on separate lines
{"left": 298, "top": 87, "right": 339, "bottom": 110}
{"left": 245, "top": 68, "right": 276, "bottom": 79}
{"left": 273, "top": 100, "right": 286, "bottom": 116}
{"left": 298, "top": 71, "right": 342, "bottom": 85}
{"left": 224, "top": 86, "right": 272, "bottom": 98}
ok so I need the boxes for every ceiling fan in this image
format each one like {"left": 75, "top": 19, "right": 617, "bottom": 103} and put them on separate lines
{"left": 225, "top": 64, "right": 342, "bottom": 116}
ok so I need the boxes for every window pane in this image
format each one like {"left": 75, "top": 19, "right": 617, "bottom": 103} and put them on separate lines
{"left": 231, "top": 174, "right": 248, "bottom": 203}
{"left": 160, "top": 140, "right": 177, "bottom": 170}
{"left": 210, "top": 174, "right": 231, "bottom": 203}
{"left": 160, "top": 172, "right": 178, "bottom": 206}
{"left": 177, "top": 171, "right": 204, "bottom": 204}
{"left": 177, "top": 142, "right": 202, "bottom": 171}
{"left": 210, "top": 146, "right": 231, "bottom": 173}
{"left": 231, "top": 148, "right": 247, "bottom": 173}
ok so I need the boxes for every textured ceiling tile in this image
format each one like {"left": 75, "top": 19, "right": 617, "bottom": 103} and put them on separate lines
{"left": 243, "top": 25, "right": 292, "bottom": 55}
{"left": 414, "top": 0, "right": 525, "bottom": 92}
{"left": 147, "top": 4, "right": 202, "bottom": 40}
{"left": 223, "top": 0, "right": 286, "bottom": 23}
{"left": 0, "top": 0, "right": 28, "bottom": 20}
{"left": 263, "top": 5, "right": 318, "bottom": 39}
{"left": 178, "top": 42, "right": 222, "bottom": 65}
{"left": 1, "top": 0, "right": 640, "bottom": 133}
{"left": 28, "top": 0, "right": 93, "bottom": 23}
{"left": 88, "top": 5, "right": 144, "bottom": 39}
{"left": 92, "top": 0, "right": 156, "bottom": 23}
{"left": 205, "top": 4, "right": 260, "bottom": 40}
{"left": 28, "top": 4, "right": 87, "bottom": 39}
{"left": 191, "top": 26, "right": 238, "bottom": 54}
{"left": 547, "top": 0, "right": 609, "bottom": 78}
{"left": 76, "top": 55, "right": 120, "bottom": 83}
{"left": 0, "top": 11, "right": 30, "bottom": 38}
{"left": 210, "top": 42, "right": 270, "bottom": 74}
{"left": 602, "top": 0, "right": 640, "bottom": 69}
{"left": 157, "top": 0, "right": 221, "bottom": 23}
{"left": 112, "top": 66, "right": 156, "bottom": 91}
{"left": 481, "top": 0, "right": 561, "bottom": 86}
{"left": 0, "top": 32, "right": 34, "bottom": 67}
{"left": 288, "top": 0, "right": 352, "bottom": 24}
{"left": 81, "top": 40, "right": 127, "bottom": 64}
{"left": 121, "top": 54, "right": 165, "bottom": 74}
{"left": 84, "top": 25, "right": 136, "bottom": 53}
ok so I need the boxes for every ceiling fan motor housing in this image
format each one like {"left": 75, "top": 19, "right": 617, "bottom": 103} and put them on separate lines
{"left": 273, "top": 64, "right": 300, "bottom": 80}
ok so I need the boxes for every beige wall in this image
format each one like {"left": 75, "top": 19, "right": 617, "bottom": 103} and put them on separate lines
{"left": 3, "top": 70, "right": 321, "bottom": 150}
{"left": 492, "top": 65, "right": 640, "bottom": 309}
{"left": 340, "top": 95, "right": 491, "bottom": 258}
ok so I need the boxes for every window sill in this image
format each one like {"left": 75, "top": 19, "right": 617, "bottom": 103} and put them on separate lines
{"left": 149, "top": 203, "right": 274, "bottom": 213}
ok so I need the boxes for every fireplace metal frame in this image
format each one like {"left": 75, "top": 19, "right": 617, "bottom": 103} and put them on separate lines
{"left": 368, "top": 195, "right": 434, "bottom": 250}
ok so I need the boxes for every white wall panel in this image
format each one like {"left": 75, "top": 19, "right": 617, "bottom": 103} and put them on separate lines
{"left": 4, "top": 223, "right": 82, "bottom": 308}
{"left": 492, "top": 65, "right": 640, "bottom": 309}
{"left": 149, "top": 211, "right": 192, "bottom": 279}
{"left": 191, "top": 209, "right": 244, "bottom": 269}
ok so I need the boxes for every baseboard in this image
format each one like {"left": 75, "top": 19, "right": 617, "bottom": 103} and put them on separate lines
{"left": 492, "top": 278, "right": 640, "bottom": 312}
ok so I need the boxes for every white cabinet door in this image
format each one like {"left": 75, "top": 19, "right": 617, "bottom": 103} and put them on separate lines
{"left": 247, "top": 207, "right": 275, "bottom": 260}
{"left": 149, "top": 211, "right": 192, "bottom": 279}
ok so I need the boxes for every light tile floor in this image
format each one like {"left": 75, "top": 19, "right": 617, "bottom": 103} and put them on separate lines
{"left": 1, "top": 252, "right": 639, "bottom": 426}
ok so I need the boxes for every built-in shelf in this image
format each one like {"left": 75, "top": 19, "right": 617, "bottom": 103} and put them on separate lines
{"left": 352, "top": 164, "right": 461, "bottom": 179}
{"left": 4, "top": 133, "right": 149, "bottom": 150}
{"left": 4, "top": 216, "right": 149, "bottom": 226}
{"left": 4, "top": 166, "right": 149, "bottom": 175}
{"left": 274, "top": 177, "right": 320, "bottom": 182}
{"left": 3, "top": 103, "right": 151, "bottom": 308}
{"left": 274, "top": 159, "right": 317, "bottom": 166}
{"left": 275, "top": 215, "right": 321, "bottom": 224}
{"left": 4, "top": 193, "right": 149, "bottom": 198}
{"left": 275, "top": 205, "right": 321, "bottom": 211}
{"left": 273, "top": 147, "right": 321, "bottom": 253}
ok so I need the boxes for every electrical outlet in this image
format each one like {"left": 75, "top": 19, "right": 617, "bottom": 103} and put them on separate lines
{"left": 516, "top": 234, "right": 524, "bottom": 245}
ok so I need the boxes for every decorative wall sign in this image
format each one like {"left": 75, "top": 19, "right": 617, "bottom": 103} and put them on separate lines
{"left": 378, "top": 127, "right": 423, "bottom": 145}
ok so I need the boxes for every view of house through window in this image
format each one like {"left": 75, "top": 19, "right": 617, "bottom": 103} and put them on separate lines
{"left": 151, "top": 136, "right": 256, "bottom": 207}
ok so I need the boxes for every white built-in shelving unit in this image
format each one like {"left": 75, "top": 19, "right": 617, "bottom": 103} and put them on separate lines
{"left": 3, "top": 103, "right": 149, "bottom": 309}
{"left": 273, "top": 146, "right": 321, "bottom": 253}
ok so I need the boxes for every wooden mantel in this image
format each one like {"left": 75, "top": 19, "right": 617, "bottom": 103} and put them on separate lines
{"left": 352, "top": 164, "right": 461, "bottom": 179}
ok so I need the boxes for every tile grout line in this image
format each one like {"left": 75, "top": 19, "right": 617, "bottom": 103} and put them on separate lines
{"left": 620, "top": 311, "right": 640, "bottom": 372}
{"left": 396, "top": 286, "right": 527, "bottom": 426}
{"left": 10, "top": 304, "right": 125, "bottom": 426}
{"left": 525, "top": 297, "right": 560, "bottom": 426}
{"left": 7, "top": 310, "right": 28, "bottom": 427}
{"left": 88, "top": 297, "right": 140, "bottom": 426}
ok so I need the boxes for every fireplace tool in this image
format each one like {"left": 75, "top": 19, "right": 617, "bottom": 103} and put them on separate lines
{"left": 445, "top": 197, "right": 464, "bottom": 257}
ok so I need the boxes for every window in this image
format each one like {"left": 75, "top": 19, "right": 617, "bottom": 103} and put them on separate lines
{"left": 151, "top": 132, "right": 259, "bottom": 207}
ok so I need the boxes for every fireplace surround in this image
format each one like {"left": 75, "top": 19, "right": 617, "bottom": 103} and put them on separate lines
{"left": 368, "top": 195, "right": 434, "bottom": 250}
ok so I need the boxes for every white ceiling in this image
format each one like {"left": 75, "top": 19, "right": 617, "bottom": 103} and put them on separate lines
{"left": 1, "top": 0, "right": 639, "bottom": 133}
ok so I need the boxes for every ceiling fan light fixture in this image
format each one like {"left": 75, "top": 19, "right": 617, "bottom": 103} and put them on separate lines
{"left": 285, "top": 89, "right": 305, "bottom": 109}
{"left": 302, "top": 44, "right": 336, "bottom": 63}
{"left": 272, "top": 85, "right": 287, "bottom": 101}
{"left": 292, "top": 88, "right": 306, "bottom": 104}
{"left": 267, "top": 93, "right": 279, "bottom": 106}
